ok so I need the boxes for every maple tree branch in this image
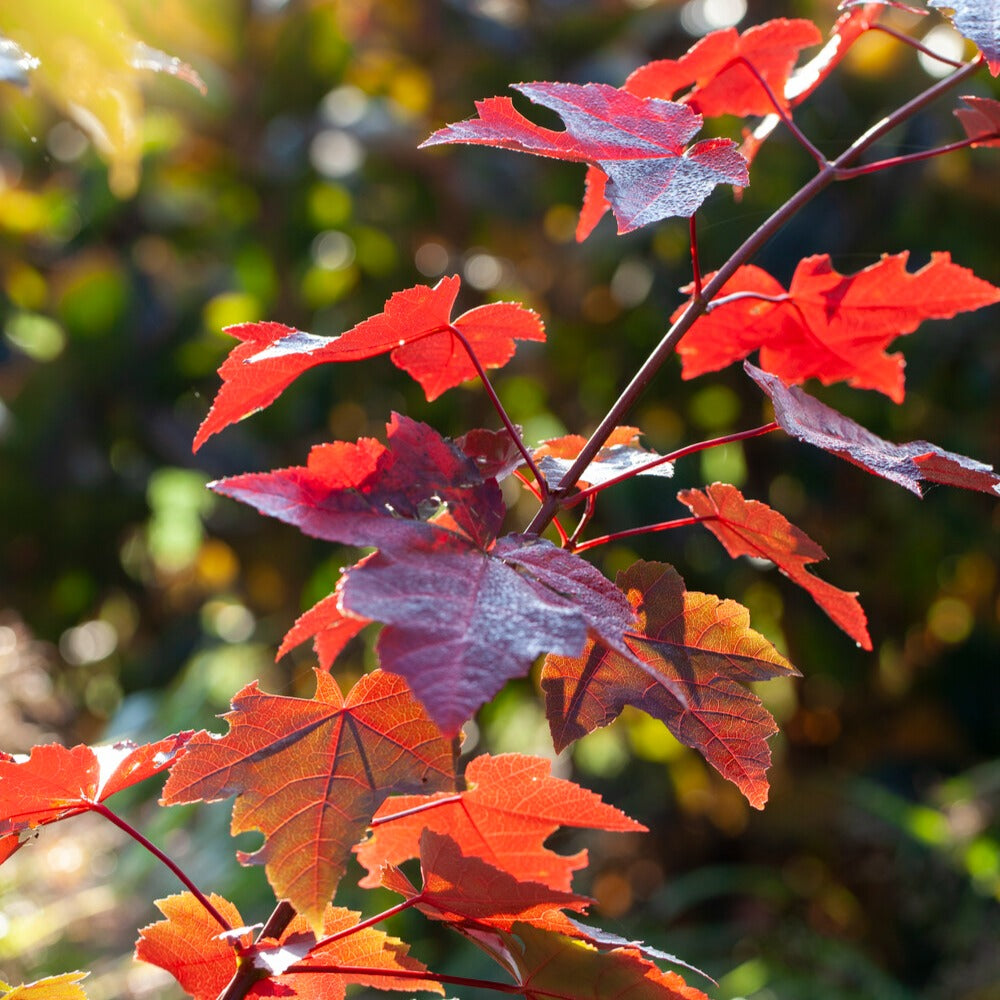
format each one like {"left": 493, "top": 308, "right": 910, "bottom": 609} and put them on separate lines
{"left": 733, "top": 56, "right": 827, "bottom": 168}
{"left": 89, "top": 803, "right": 232, "bottom": 932}
{"left": 870, "top": 22, "right": 966, "bottom": 69}
{"left": 689, "top": 215, "right": 703, "bottom": 300}
{"left": 258, "top": 900, "right": 298, "bottom": 940}
{"left": 285, "top": 964, "right": 567, "bottom": 998}
{"left": 568, "top": 494, "right": 596, "bottom": 547}
{"left": 524, "top": 59, "right": 983, "bottom": 539}
{"left": 573, "top": 515, "right": 711, "bottom": 553}
{"left": 445, "top": 323, "right": 548, "bottom": 496}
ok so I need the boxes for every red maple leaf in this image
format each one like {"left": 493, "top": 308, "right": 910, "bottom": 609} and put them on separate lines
{"left": 929, "top": 0, "right": 1000, "bottom": 75}
{"left": 354, "top": 752, "right": 644, "bottom": 891}
{"left": 746, "top": 362, "right": 1000, "bottom": 498}
{"left": 211, "top": 413, "right": 506, "bottom": 551}
{"left": 677, "top": 483, "right": 871, "bottom": 649}
{"left": 534, "top": 426, "right": 674, "bottom": 488}
{"left": 422, "top": 81, "right": 747, "bottom": 234}
{"left": 455, "top": 427, "right": 527, "bottom": 481}
{"left": 625, "top": 18, "right": 822, "bottom": 118}
{"left": 160, "top": 670, "right": 454, "bottom": 930}
{"left": 0, "top": 733, "right": 192, "bottom": 836}
{"left": 135, "top": 892, "right": 441, "bottom": 1000}
{"left": 381, "top": 830, "right": 590, "bottom": 935}
{"left": 338, "top": 532, "right": 637, "bottom": 734}
{"left": 467, "top": 922, "right": 710, "bottom": 1000}
{"left": 542, "top": 562, "right": 797, "bottom": 809}
{"left": 675, "top": 253, "right": 1000, "bottom": 402}
{"left": 192, "top": 275, "right": 544, "bottom": 450}
{"left": 954, "top": 95, "right": 1000, "bottom": 146}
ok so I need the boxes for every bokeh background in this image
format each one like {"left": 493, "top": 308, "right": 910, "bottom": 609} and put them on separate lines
{"left": 1, "top": 1, "right": 998, "bottom": 998}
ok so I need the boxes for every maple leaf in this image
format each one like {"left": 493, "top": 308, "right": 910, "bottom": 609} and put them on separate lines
{"left": 160, "top": 670, "right": 454, "bottom": 931}
{"left": 677, "top": 483, "right": 871, "bottom": 649}
{"left": 382, "top": 829, "right": 590, "bottom": 934}
{"left": 136, "top": 892, "right": 441, "bottom": 1000}
{"left": 746, "top": 362, "right": 1000, "bottom": 498}
{"left": 955, "top": 95, "right": 1000, "bottom": 146}
{"left": 422, "top": 81, "right": 748, "bottom": 234}
{"left": 354, "top": 752, "right": 644, "bottom": 891}
{"left": 276, "top": 573, "right": 370, "bottom": 671}
{"left": 455, "top": 426, "right": 527, "bottom": 481}
{"left": 0, "top": 973, "right": 90, "bottom": 1000}
{"left": 929, "top": 0, "right": 1000, "bottom": 75}
{"left": 535, "top": 432, "right": 675, "bottom": 488}
{"left": 211, "top": 413, "right": 505, "bottom": 551}
{"left": 542, "top": 562, "right": 796, "bottom": 809}
{"left": 192, "top": 275, "right": 544, "bottom": 450}
{"left": 135, "top": 893, "right": 250, "bottom": 1000}
{"left": 467, "top": 922, "right": 710, "bottom": 1000}
{"left": 339, "top": 532, "right": 637, "bottom": 734}
{"left": 675, "top": 253, "right": 1000, "bottom": 402}
{"left": 0, "top": 733, "right": 192, "bottom": 836}
{"left": 625, "top": 18, "right": 822, "bottom": 117}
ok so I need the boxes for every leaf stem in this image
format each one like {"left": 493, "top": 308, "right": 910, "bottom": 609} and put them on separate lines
{"left": 573, "top": 515, "right": 710, "bottom": 554}
{"left": 310, "top": 896, "right": 423, "bottom": 952}
{"left": 689, "top": 215, "right": 703, "bottom": 299}
{"left": 522, "top": 57, "right": 982, "bottom": 538}
{"left": 446, "top": 323, "right": 547, "bottom": 496}
{"left": 89, "top": 802, "right": 232, "bottom": 932}
{"left": 834, "top": 132, "right": 1000, "bottom": 179}
{"left": 733, "top": 55, "right": 827, "bottom": 168}
{"left": 565, "top": 423, "right": 779, "bottom": 506}
{"left": 371, "top": 793, "right": 465, "bottom": 827}
{"left": 285, "top": 964, "right": 567, "bottom": 998}
{"left": 705, "top": 291, "right": 789, "bottom": 312}
{"left": 871, "top": 22, "right": 966, "bottom": 69}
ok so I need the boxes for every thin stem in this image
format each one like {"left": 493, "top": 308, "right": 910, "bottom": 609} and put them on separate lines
{"left": 371, "top": 793, "right": 465, "bottom": 827}
{"left": 573, "top": 515, "right": 710, "bottom": 554}
{"left": 258, "top": 900, "right": 297, "bottom": 941}
{"left": 733, "top": 55, "right": 828, "bottom": 167}
{"left": 567, "top": 423, "right": 779, "bottom": 506}
{"left": 705, "top": 291, "right": 788, "bottom": 312}
{"left": 568, "top": 495, "right": 596, "bottom": 547}
{"left": 871, "top": 22, "right": 965, "bottom": 69}
{"left": 90, "top": 803, "right": 231, "bottom": 932}
{"left": 689, "top": 215, "right": 703, "bottom": 299}
{"left": 834, "top": 132, "right": 999, "bottom": 179}
{"left": 311, "top": 896, "right": 422, "bottom": 952}
{"left": 285, "top": 965, "right": 566, "bottom": 998}
{"left": 445, "top": 323, "right": 547, "bottom": 497}
{"left": 523, "top": 57, "right": 982, "bottom": 538}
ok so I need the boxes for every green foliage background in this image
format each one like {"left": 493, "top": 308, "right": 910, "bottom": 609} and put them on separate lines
{"left": 0, "top": 1, "right": 998, "bottom": 998}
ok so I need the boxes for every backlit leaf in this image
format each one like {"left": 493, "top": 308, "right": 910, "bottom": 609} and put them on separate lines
{"left": 382, "top": 830, "right": 590, "bottom": 934}
{"left": 626, "top": 19, "right": 822, "bottom": 117}
{"left": 675, "top": 253, "right": 1000, "bottom": 402}
{"left": 160, "top": 670, "right": 454, "bottom": 931}
{"left": 355, "top": 752, "right": 644, "bottom": 890}
{"left": 0, "top": 733, "right": 192, "bottom": 835}
{"left": 746, "top": 362, "right": 1000, "bottom": 497}
{"left": 468, "top": 922, "right": 710, "bottom": 1000}
{"left": 543, "top": 562, "right": 796, "bottom": 808}
{"left": 0, "top": 972, "right": 89, "bottom": 1000}
{"left": 677, "top": 483, "right": 871, "bottom": 649}
{"left": 954, "top": 95, "right": 1000, "bottom": 146}
{"left": 422, "top": 81, "right": 748, "bottom": 233}
{"left": 193, "top": 276, "right": 543, "bottom": 449}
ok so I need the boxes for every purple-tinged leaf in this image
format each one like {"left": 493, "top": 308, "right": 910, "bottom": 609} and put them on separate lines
{"left": 746, "top": 363, "right": 1000, "bottom": 498}
{"left": 929, "top": 0, "right": 1000, "bottom": 75}
{"left": 422, "top": 81, "right": 748, "bottom": 231}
